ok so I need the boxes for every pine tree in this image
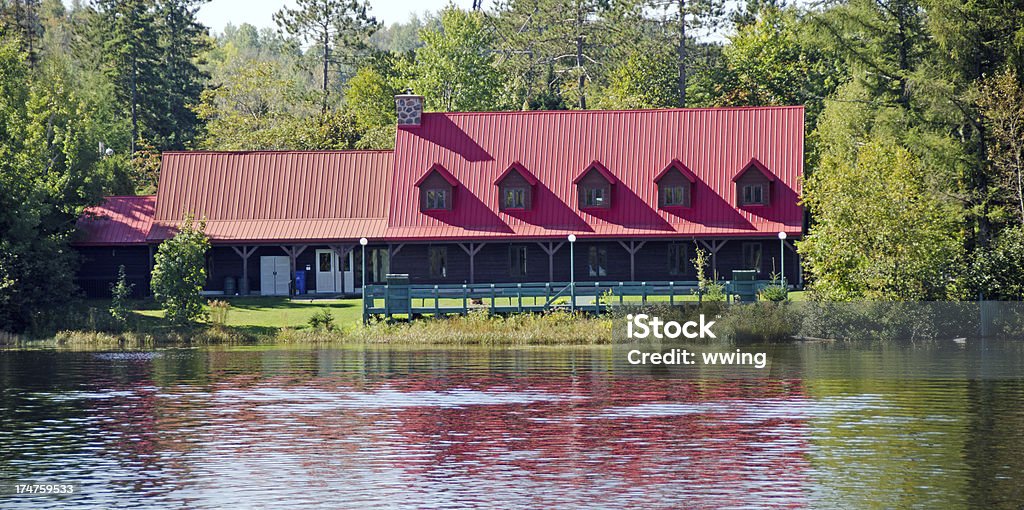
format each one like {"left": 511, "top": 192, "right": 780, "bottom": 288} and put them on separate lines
{"left": 274, "top": 0, "right": 378, "bottom": 115}
{"left": 90, "top": 0, "right": 208, "bottom": 153}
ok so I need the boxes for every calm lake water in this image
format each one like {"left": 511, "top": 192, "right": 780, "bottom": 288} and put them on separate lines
{"left": 1, "top": 343, "right": 1023, "bottom": 509}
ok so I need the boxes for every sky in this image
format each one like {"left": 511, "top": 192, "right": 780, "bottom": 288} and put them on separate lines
{"left": 198, "top": 0, "right": 470, "bottom": 34}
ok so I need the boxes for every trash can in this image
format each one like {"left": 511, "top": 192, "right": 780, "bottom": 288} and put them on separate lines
{"left": 732, "top": 270, "right": 757, "bottom": 281}
{"left": 385, "top": 274, "right": 411, "bottom": 317}
{"left": 223, "top": 276, "right": 236, "bottom": 296}
{"left": 295, "top": 270, "right": 307, "bottom": 295}
{"left": 731, "top": 270, "right": 758, "bottom": 302}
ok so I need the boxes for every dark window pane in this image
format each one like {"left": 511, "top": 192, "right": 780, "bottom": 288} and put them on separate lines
{"left": 509, "top": 245, "right": 527, "bottom": 276}
{"left": 667, "top": 243, "right": 687, "bottom": 275}
{"left": 429, "top": 247, "right": 447, "bottom": 278}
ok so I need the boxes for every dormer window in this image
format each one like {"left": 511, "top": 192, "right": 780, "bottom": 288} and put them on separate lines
{"left": 661, "top": 186, "right": 689, "bottom": 207}
{"left": 416, "top": 164, "right": 459, "bottom": 212}
{"left": 574, "top": 161, "right": 616, "bottom": 210}
{"left": 583, "top": 187, "right": 606, "bottom": 207}
{"left": 741, "top": 183, "right": 766, "bottom": 205}
{"left": 503, "top": 188, "right": 526, "bottom": 209}
{"left": 426, "top": 189, "right": 449, "bottom": 210}
{"left": 733, "top": 158, "right": 776, "bottom": 207}
{"left": 655, "top": 160, "right": 697, "bottom": 209}
{"left": 494, "top": 162, "right": 537, "bottom": 212}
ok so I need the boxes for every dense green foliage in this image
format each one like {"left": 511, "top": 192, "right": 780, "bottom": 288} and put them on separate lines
{"left": 151, "top": 216, "right": 210, "bottom": 326}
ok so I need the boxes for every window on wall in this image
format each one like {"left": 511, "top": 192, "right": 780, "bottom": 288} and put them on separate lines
{"left": 370, "top": 248, "right": 389, "bottom": 283}
{"left": 742, "top": 243, "right": 762, "bottom": 272}
{"left": 660, "top": 184, "right": 690, "bottom": 208}
{"left": 741, "top": 183, "right": 766, "bottom": 205}
{"left": 425, "top": 189, "right": 449, "bottom": 210}
{"left": 503, "top": 188, "right": 526, "bottom": 209}
{"left": 429, "top": 246, "right": 447, "bottom": 278}
{"left": 667, "top": 243, "right": 688, "bottom": 276}
{"left": 205, "top": 253, "right": 215, "bottom": 283}
{"left": 588, "top": 246, "right": 608, "bottom": 277}
{"left": 509, "top": 245, "right": 527, "bottom": 277}
{"left": 583, "top": 187, "right": 606, "bottom": 207}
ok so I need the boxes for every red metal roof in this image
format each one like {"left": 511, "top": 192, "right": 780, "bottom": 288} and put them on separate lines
{"left": 73, "top": 195, "right": 155, "bottom": 245}
{"left": 388, "top": 106, "right": 804, "bottom": 240}
{"left": 493, "top": 162, "right": 538, "bottom": 186}
{"left": 572, "top": 160, "right": 618, "bottom": 185}
{"left": 149, "top": 151, "right": 393, "bottom": 242}
{"left": 413, "top": 163, "right": 460, "bottom": 187}
{"left": 654, "top": 160, "right": 698, "bottom": 183}
{"left": 733, "top": 157, "right": 776, "bottom": 182}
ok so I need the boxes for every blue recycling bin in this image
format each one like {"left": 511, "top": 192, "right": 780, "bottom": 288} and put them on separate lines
{"left": 294, "top": 270, "right": 307, "bottom": 295}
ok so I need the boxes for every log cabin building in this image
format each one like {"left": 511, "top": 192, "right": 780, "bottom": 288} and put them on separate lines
{"left": 72, "top": 96, "right": 804, "bottom": 297}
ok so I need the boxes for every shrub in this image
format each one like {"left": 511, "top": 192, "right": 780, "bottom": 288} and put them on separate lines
{"left": 309, "top": 309, "right": 335, "bottom": 331}
{"left": 151, "top": 215, "right": 210, "bottom": 326}
{"left": 109, "top": 265, "right": 134, "bottom": 328}
{"left": 760, "top": 284, "right": 789, "bottom": 302}
{"left": 719, "top": 302, "right": 803, "bottom": 343}
{"left": 208, "top": 299, "right": 230, "bottom": 328}
{"left": 692, "top": 246, "right": 727, "bottom": 302}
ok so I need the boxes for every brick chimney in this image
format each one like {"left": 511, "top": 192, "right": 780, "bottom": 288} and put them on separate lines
{"left": 395, "top": 91, "right": 423, "bottom": 127}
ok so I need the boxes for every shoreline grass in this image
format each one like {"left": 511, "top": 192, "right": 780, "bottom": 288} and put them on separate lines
{"left": 5, "top": 292, "right": 816, "bottom": 349}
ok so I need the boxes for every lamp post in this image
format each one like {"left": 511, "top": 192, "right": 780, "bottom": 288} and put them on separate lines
{"left": 777, "top": 231, "right": 787, "bottom": 288}
{"left": 568, "top": 234, "right": 577, "bottom": 312}
{"left": 360, "top": 237, "right": 368, "bottom": 324}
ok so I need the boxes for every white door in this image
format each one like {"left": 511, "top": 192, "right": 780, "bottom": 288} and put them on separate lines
{"left": 343, "top": 251, "right": 355, "bottom": 293}
{"left": 315, "top": 249, "right": 338, "bottom": 293}
{"left": 260, "top": 256, "right": 291, "bottom": 296}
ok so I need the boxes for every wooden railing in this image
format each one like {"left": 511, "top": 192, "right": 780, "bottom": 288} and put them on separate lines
{"left": 362, "top": 279, "right": 776, "bottom": 320}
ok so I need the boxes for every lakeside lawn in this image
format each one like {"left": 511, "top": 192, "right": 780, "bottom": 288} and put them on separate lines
{"left": 52, "top": 291, "right": 813, "bottom": 346}
{"left": 124, "top": 290, "right": 807, "bottom": 330}
{"left": 131, "top": 297, "right": 364, "bottom": 330}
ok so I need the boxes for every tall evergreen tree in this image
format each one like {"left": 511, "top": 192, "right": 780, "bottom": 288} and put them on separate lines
{"left": 0, "top": 0, "right": 43, "bottom": 66}
{"left": 274, "top": 0, "right": 378, "bottom": 115}
{"left": 90, "top": 0, "right": 208, "bottom": 154}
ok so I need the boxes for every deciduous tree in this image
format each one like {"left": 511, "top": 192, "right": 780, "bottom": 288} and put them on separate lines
{"left": 407, "top": 7, "right": 503, "bottom": 112}
{"left": 151, "top": 215, "right": 210, "bottom": 326}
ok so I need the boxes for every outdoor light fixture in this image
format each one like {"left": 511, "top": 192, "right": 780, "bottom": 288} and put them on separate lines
{"left": 778, "top": 232, "right": 787, "bottom": 288}
{"left": 360, "top": 237, "right": 368, "bottom": 324}
{"left": 567, "top": 234, "right": 577, "bottom": 312}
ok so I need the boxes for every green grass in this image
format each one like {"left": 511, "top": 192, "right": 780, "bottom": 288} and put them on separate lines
{"left": 133, "top": 297, "right": 363, "bottom": 330}
{"left": 40, "top": 291, "right": 811, "bottom": 347}
{"left": 116, "top": 290, "right": 808, "bottom": 331}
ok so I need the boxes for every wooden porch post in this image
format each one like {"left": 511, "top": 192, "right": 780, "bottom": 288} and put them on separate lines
{"left": 536, "top": 241, "right": 565, "bottom": 281}
{"left": 698, "top": 239, "right": 727, "bottom": 279}
{"left": 784, "top": 239, "right": 801, "bottom": 286}
{"left": 616, "top": 240, "right": 647, "bottom": 281}
{"left": 231, "top": 245, "right": 257, "bottom": 295}
{"left": 457, "top": 242, "right": 485, "bottom": 284}
{"left": 280, "top": 245, "right": 308, "bottom": 295}
{"left": 147, "top": 244, "right": 155, "bottom": 296}
{"left": 329, "top": 244, "right": 355, "bottom": 270}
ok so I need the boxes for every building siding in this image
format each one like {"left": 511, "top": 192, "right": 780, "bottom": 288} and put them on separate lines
{"left": 75, "top": 246, "right": 151, "bottom": 298}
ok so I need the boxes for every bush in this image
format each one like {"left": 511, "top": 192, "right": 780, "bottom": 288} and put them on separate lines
{"left": 109, "top": 265, "right": 134, "bottom": 328}
{"left": 309, "top": 309, "right": 335, "bottom": 331}
{"left": 692, "top": 246, "right": 727, "bottom": 302}
{"left": 208, "top": 299, "right": 230, "bottom": 328}
{"left": 151, "top": 215, "right": 210, "bottom": 326}
{"left": 719, "top": 302, "right": 803, "bottom": 343}
{"left": 759, "top": 284, "right": 789, "bottom": 302}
